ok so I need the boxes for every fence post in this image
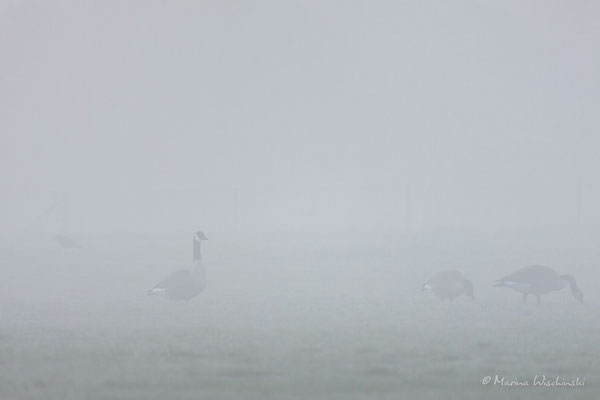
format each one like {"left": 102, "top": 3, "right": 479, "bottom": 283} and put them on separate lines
{"left": 62, "top": 192, "right": 69, "bottom": 234}
{"left": 576, "top": 182, "right": 582, "bottom": 227}
{"left": 233, "top": 187, "right": 239, "bottom": 232}
{"left": 405, "top": 184, "right": 412, "bottom": 232}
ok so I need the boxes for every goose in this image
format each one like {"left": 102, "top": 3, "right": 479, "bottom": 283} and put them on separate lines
{"left": 494, "top": 265, "right": 583, "bottom": 304}
{"left": 422, "top": 270, "right": 474, "bottom": 302}
{"left": 55, "top": 234, "right": 81, "bottom": 249}
{"left": 147, "top": 231, "right": 208, "bottom": 301}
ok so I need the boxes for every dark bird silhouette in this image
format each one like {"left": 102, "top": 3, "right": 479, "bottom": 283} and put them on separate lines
{"left": 422, "top": 270, "right": 474, "bottom": 302}
{"left": 494, "top": 265, "right": 583, "bottom": 304}
{"left": 147, "top": 231, "right": 207, "bottom": 301}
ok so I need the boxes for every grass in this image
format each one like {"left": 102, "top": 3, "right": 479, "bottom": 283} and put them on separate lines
{"left": 1, "top": 231, "right": 599, "bottom": 399}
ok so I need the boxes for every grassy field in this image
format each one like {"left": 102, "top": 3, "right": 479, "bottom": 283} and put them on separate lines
{"left": 1, "top": 230, "right": 599, "bottom": 399}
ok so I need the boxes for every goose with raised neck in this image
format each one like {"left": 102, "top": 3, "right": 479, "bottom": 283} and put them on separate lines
{"left": 147, "top": 231, "right": 208, "bottom": 301}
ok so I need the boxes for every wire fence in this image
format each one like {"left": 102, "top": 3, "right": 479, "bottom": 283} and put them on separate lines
{"left": 5, "top": 181, "right": 600, "bottom": 234}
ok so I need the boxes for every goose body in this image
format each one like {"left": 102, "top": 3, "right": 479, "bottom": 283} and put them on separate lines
{"left": 148, "top": 231, "right": 207, "bottom": 301}
{"left": 494, "top": 265, "right": 583, "bottom": 304}
{"left": 422, "top": 270, "right": 474, "bottom": 302}
{"left": 55, "top": 234, "right": 81, "bottom": 249}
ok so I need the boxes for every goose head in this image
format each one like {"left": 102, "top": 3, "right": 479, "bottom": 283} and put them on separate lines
{"left": 560, "top": 274, "right": 583, "bottom": 303}
{"left": 194, "top": 231, "right": 208, "bottom": 241}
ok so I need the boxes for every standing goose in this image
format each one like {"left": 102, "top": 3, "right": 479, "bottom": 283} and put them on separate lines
{"left": 494, "top": 265, "right": 583, "bottom": 304}
{"left": 147, "top": 231, "right": 208, "bottom": 301}
{"left": 422, "top": 270, "right": 474, "bottom": 302}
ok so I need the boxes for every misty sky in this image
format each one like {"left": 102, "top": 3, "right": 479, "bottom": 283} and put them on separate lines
{"left": 1, "top": 1, "right": 599, "bottom": 233}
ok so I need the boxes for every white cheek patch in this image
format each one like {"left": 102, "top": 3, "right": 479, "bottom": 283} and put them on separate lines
{"left": 423, "top": 284, "right": 432, "bottom": 291}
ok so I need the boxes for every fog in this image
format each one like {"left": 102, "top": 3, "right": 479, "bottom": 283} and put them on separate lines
{"left": 1, "top": 1, "right": 600, "bottom": 399}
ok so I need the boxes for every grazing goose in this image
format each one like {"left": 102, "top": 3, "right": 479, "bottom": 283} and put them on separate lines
{"left": 494, "top": 265, "right": 583, "bottom": 304}
{"left": 422, "top": 270, "right": 474, "bottom": 302}
{"left": 147, "top": 231, "right": 208, "bottom": 301}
